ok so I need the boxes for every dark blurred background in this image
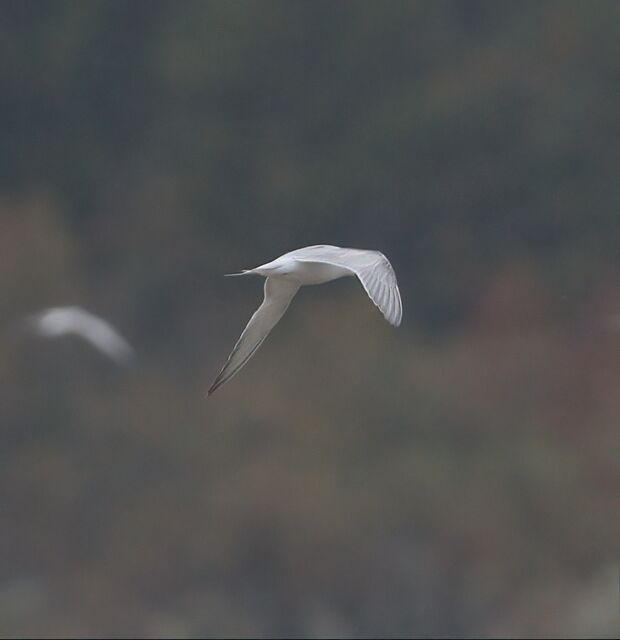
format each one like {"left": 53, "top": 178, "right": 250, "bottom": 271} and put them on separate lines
{"left": 1, "top": 1, "right": 619, "bottom": 637}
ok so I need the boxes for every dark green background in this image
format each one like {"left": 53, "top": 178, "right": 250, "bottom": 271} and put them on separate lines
{"left": 1, "top": 2, "right": 619, "bottom": 637}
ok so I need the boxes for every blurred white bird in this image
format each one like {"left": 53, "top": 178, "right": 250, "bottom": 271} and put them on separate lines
{"left": 24, "top": 306, "right": 135, "bottom": 365}
{"left": 209, "top": 245, "right": 402, "bottom": 395}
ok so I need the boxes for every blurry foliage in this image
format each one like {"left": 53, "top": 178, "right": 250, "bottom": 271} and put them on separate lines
{"left": 0, "top": 1, "right": 619, "bottom": 637}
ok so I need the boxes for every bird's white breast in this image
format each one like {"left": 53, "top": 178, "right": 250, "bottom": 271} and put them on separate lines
{"left": 262, "top": 258, "right": 352, "bottom": 285}
{"left": 292, "top": 260, "right": 352, "bottom": 285}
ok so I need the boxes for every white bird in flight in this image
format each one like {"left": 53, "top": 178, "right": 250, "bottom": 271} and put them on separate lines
{"left": 24, "top": 306, "right": 135, "bottom": 365}
{"left": 209, "top": 245, "right": 402, "bottom": 395}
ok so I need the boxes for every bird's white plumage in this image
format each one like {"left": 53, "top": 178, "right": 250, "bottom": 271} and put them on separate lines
{"left": 208, "top": 278, "right": 299, "bottom": 394}
{"left": 25, "top": 306, "right": 135, "bottom": 365}
{"left": 209, "top": 245, "right": 401, "bottom": 395}
{"left": 290, "top": 245, "right": 402, "bottom": 327}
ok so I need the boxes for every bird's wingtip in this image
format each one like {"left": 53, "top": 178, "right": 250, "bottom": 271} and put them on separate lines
{"left": 385, "top": 312, "right": 402, "bottom": 328}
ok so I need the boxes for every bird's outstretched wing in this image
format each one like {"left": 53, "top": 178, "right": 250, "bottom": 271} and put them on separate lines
{"left": 75, "top": 314, "right": 135, "bottom": 364}
{"left": 26, "top": 306, "right": 135, "bottom": 365}
{"left": 208, "top": 278, "right": 300, "bottom": 395}
{"left": 291, "top": 246, "right": 402, "bottom": 327}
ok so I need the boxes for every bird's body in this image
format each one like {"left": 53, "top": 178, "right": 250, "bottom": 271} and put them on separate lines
{"left": 249, "top": 246, "right": 354, "bottom": 284}
{"left": 209, "top": 245, "right": 401, "bottom": 395}
{"left": 25, "top": 306, "right": 135, "bottom": 365}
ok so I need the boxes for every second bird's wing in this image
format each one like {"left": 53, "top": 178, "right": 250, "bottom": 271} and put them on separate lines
{"left": 27, "top": 306, "right": 135, "bottom": 365}
{"left": 292, "top": 246, "right": 402, "bottom": 327}
{"left": 208, "top": 277, "right": 300, "bottom": 395}
{"left": 76, "top": 315, "right": 136, "bottom": 364}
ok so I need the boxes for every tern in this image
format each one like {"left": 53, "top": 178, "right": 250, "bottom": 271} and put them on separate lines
{"left": 24, "top": 306, "right": 135, "bottom": 365}
{"left": 208, "top": 245, "right": 402, "bottom": 395}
